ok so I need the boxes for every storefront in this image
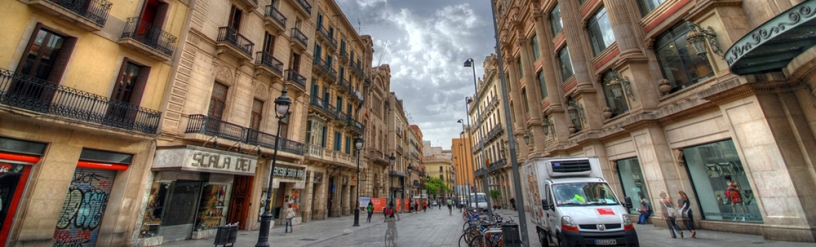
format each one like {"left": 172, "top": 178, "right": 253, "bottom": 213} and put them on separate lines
{"left": 616, "top": 158, "right": 650, "bottom": 215}
{"left": 259, "top": 161, "right": 306, "bottom": 226}
{"left": 144, "top": 145, "right": 257, "bottom": 243}
{"left": 0, "top": 137, "right": 45, "bottom": 245}
{"left": 682, "top": 139, "right": 761, "bottom": 223}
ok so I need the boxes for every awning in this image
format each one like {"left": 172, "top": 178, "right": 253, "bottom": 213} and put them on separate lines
{"left": 725, "top": 0, "right": 816, "bottom": 75}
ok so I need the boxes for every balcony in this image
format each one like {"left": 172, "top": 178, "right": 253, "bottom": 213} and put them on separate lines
{"left": 369, "top": 150, "right": 389, "bottom": 166}
{"left": 184, "top": 115, "right": 304, "bottom": 155}
{"left": 316, "top": 25, "right": 337, "bottom": 50}
{"left": 309, "top": 97, "right": 335, "bottom": 119}
{"left": 0, "top": 68, "right": 161, "bottom": 134}
{"left": 486, "top": 124, "right": 503, "bottom": 142}
{"left": 234, "top": 0, "right": 258, "bottom": 10}
{"left": 351, "top": 89, "right": 364, "bottom": 102}
{"left": 216, "top": 27, "right": 254, "bottom": 61}
{"left": 336, "top": 76, "right": 350, "bottom": 92}
{"left": 335, "top": 110, "right": 348, "bottom": 126}
{"left": 285, "top": 70, "right": 306, "bottom": 92}
{"left": 347, "top": 118, "right": 364, "bottom": 133}
{"left": 312, "top": 57, "right": 336, "bottom": 83}
{"left": 305, "top": 144, "right": 323, "bottom": 160}
{"left": 263, "top": 5, "right": 287, "bottom": 35}
{"left": 396, "top": 145, "right": 404, "bottom": 154}
{"left": 338, "top": 49, "right": 349, "bottom": 62}
{"left": 289, "top": 0, "right": 311, "bottom": 18}
{"left": 290, "top": 28, "right": 308, "bottom": 52}
{"left": 350, "top": 61, "right": 364, "bottom": 78}
{"left": 488, "top": 159, "right": 507, "bottom": 171}
{"left": 119, "top": 18, "right": 177, "bottom": 61}
{"left": 255, "top": 51, "right": 283, "bottom": 79}
{"left": 25, "top": 0, "right": 111, "bottom": 31}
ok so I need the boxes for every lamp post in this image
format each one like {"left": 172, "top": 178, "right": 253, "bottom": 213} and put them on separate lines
{"left": 389, "top": 153, "right": 396, "bottom": 206}
{"left": 463, "top": 57, "right": 492, "bottom": 217}
{"left": 255, "top": 88, "right": 292, "bottom": 247}
{"left": 456, "top": 119, "right": 472, "bottom": 207}
{"left": 352, "top": 134, "right": 364, "bottom": 227}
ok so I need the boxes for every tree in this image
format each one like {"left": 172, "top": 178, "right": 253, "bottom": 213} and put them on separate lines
{"left": 489, "top": 189, "right": 501, "bottom": 204}
{"left": 424, "top": 177, "right": 451, "bottom": 198}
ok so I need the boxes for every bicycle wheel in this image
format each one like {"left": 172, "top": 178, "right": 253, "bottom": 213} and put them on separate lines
{"left": 458, "top": 233, "right": 469, "bottom": 247}
{"left": 384, "top": 228, "right": 395, "bottom": 247}
{"left": 468, "top": 234, "right": 485, "bottom": 247}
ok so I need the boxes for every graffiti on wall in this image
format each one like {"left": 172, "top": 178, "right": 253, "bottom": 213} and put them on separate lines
{"left": 53, "top": 169, "right": 116, "bottom": 247}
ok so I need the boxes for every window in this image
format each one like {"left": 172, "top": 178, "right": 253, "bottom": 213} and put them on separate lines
{"left": 558, "top": 47, "right": 574, "bottom": 80}
{"left": 314, "top": 44, "right": 322, "bottom": 59}
{"left": 550, "top": 5, "right": 562, "bottom": 37}
{"left": 111, "top": 60, "right": 149, "bottom": 105}
{"left": 683, "top": 139, "right": 761, "bottom": 223}
{"left": 336, "top": 97, "right": 343, "bottom": 113}
{"left": 334, "top": 131, "right": 342, "bottom": 151}
{"left": 616, "top": 158, "right": 649, "bottom": 214}
{"left": 321, "top": 126, "right": 328, "bottom": 147}
{"left": 262, "top": 32, "right": 275, "bottom": 53}
{"left": 531, "top": 35, "right": 540, "bottom": 60}
{"left": 208, "top": 82, "right": 228, "bottom": 120}
{"left": 250, "top": 99, "right": 263, "bottom": 130}
{"left": 306, "top": 120, "right": 313, "bottom": 144}
{"left": 537, "top": 71, "right": 548, "bottom": 99}
{"left": 587, "top": 6, "right": 615, "bottom": 56}
{"left": 601, "top": 71, "right": 629, "bottom": 117}
{"left": 345, "top": 136, "right": 351, "bottom": 154}
{"left": 655, "top": 22, "right": 714, "bottom": 93}
{"left": 228, "top": 5, "right": 242, "bottom": 31}
{"left": 17, "top": 26, "right": 76, "bottom": 83}
{"left": 522, "top": 89, "right": 530, "bottom": 113}
{"left": 637, "top": 0, "right": 665, "bottom": 16}
{"left": 290, "top": 50, "right": 301, "bottom": 72}
{"left": 517, "top": 57, "right": 523, "bottom": 78}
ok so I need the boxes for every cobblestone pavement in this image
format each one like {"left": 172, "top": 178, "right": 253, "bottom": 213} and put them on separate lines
{"left": 157, "top": 207, "right": 814, "bottom": 247}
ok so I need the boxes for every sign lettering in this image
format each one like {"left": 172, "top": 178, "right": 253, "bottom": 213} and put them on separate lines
{"left": 188, "top": 150, "right": 255, "bottom": 174}
{"left": 274, "top": 167, "right": 306, "bottom": 179}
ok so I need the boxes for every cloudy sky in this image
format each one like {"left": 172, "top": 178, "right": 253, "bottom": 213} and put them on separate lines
{"left": 336, "top": 0, "right": 497, "bottom": 149}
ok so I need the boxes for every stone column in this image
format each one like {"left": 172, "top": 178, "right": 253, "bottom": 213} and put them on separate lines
{"left": 558, "top": 0, "right": 603, "bottom": 130}
{"left": 629, "top": 124, "right": 680, "bottom": 219}
{"left": 517, "top": 35, "right": 548, "bottom": 156}
{"left": 533, "top": 12, "right": 572, "bottom": 144}
{"left": 602, "top": 0, "right": 658, "bottom": 111}
{"left": 303, "top": 173, "right": 314, "bottom": 222}
{"left": 505, "top": 58, "right": 531, "bottom": 159}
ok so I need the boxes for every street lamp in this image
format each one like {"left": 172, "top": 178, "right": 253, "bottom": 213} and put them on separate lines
{"left": 456, "top": 119, "right": 472, "bottom": 207}
{"left": 464, "top": 58, "right": 492, "bottom": 218}
{"left": 389, "top": 153, "right": 396, "bottom": 206}
{"left": 256, "top": 88, "right": 291, "bottom": 247}
{"left": 352, "top": 134, "right": 364, "bottom": 226}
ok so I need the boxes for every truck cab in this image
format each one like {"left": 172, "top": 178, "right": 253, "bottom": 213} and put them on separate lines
{"left": 522, "top": 157, "right": 638, "bottom": 246}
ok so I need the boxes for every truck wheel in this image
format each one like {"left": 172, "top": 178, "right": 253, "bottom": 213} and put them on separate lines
{"left": 536, "top": 229, "right": 549, "bottom": 246}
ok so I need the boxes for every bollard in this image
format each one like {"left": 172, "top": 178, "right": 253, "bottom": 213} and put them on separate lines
{"left": 501, "top": 222, "right": 522, "bottom": 247}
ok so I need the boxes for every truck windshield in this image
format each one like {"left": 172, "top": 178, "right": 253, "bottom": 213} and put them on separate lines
{"left": 470, "top": 194, "right": 486, "bottom": 203}
{"left": 553, "top": 183, "right": 618, "bottom": 206}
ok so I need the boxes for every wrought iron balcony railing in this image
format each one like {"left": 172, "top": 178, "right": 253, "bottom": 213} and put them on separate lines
{"left": 285, "top": 70, "right": 306, "bottom": 90}
{"left": 48, "top": 0, "right": 112, "bottom": 26}
{"left": 336, "top": 110, "right": 348, "bottom": 125}
{"left": 295, "top": 0, "right": 311, "bottom": 15}
{"left": 121, "top": 17, "right": 177, "bottom": 57}
{"left": 351, "top": 61, "right": 364, "bottom": 77}
{"left": 309, "top": 97, "right": 335, "bottom": 118}
{"left": 264, "top": 5, "right": 287, "bottom": 28}
{"left": 488, "top": 159, "right": 507, "bottom": 171}
{"left": 0, "top": 68, "right": 161, "bottom": 134}
{"left": 348, "top": 118, "right": 364, "bottom": 133}
{"left": 256, "top": 51, "right": 283, "bottom": 75}
{"left": 486, "top": 124, "right": 503, "bottom": 141}
{"left": 316, "top": 25, "right": 337, "bottom": 49}
{"left": 217, "top": 27, "right": 254, "bottom": 57}
{"left": 337, "top": 76, "right": 350, "bottom": 91}
{"left": 185, "top": 114, "right": 304, "bottom": 155}
{"left": 339, "top": 49, "right": 348, "bottom": 61}
{"left": 291, "top": 28, "right": 308, "bottom": 48}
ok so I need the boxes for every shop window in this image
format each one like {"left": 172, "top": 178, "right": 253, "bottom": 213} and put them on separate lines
{"left": 587, "top": 6, "right": 615, "bottom": 56}
{"left": 616, "top": 158, "right": 649, "bottom": 214}
{"left": 550, "top": 5, "right": 562, "bottom": 37}
{"left": 195, "top": 183, "right": 231, "bottom": 231}
{"left": 655, "top": 21, "right": 715, "bottom": 93}
{"left": 637, "top": 0, "right": 666, "bottom": 17}
{"left": 140, "top": 181, "right": 170, "bottom": 237}
{"left": 558, "top": 47, "right": 574, "bottom": 80}
{"left": 601, "top": 71, "right": 629, "bottom": 117}
{"left": 683, "top": 139, "right": 761, "bottom": 223}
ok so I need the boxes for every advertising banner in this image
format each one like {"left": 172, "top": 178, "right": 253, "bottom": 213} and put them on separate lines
{"left": 371, "top": 198, "right": 387, "bottom": 213}
{"left": 395, "top": 198, "right": 402, "bottom": 212}
{"left": 359, "top": 197, "right": 371, "bottom": 209}
{"left": 403, "top": 199, "right": 410, "bottom": 212}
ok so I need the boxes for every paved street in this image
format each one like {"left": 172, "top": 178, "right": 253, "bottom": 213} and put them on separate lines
{"left": 157, "top": 207, "right": 815, "bottom": 247}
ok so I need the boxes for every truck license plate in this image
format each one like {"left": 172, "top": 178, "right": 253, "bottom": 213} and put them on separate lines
{"left": 595, "top": 239, "right": 617, "bottom": 245}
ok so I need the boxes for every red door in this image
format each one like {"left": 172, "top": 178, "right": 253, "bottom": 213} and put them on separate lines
{"left": 227, "top": 176, "right": 253, "bottom": 229}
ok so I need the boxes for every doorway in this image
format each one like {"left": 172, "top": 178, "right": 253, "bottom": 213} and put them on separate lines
{"left": 327, "top": 176, "right": 335, "bottom": 217}
{"left": 160, "top": 180, "right": 202, "bottom": 241}
{"left": 227, "top": 176, "right": 253, "bottom": 230}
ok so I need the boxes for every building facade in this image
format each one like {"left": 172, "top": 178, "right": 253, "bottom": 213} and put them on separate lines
{"left": 452, "top": 134, "right": 475, "bottom": 201}
{"left": 0, "top": 0, "right": 189, "bottom": 245}
{"left": 423, "top": 155, "right": 454, "bottom": 199}
{"left": 362, "top": 64, "right": 393, "bottom": 200}
{"left": 493, "top": 0, "right": 816, "bottom": 242}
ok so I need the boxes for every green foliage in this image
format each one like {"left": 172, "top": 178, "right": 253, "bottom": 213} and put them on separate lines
{"left": 424, "top": 177, "right": 451, "bottom": 196}
{"left": 489, "top": 189, "right": 501, "bottom": 201}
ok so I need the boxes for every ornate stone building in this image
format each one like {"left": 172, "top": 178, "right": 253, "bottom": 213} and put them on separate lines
{"left": 493, "top": 0, "right": 816, "bottom": 242}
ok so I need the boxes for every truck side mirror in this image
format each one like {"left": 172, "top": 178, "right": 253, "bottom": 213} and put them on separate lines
{"left": 541, "top": 199, "right": 549, "bottom": 210}
{"left": 624, "top": 197, "right": 633, "bottom": 209}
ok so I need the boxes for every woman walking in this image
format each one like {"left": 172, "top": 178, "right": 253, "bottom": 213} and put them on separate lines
{"left": 660, "top": 191, "right": 683, "bottom": 238}
{"left": 678, "top": 191, "right": 697, "bottom": 238}
{"left": 366, "top": 201, "right": 374, "bottom": 223}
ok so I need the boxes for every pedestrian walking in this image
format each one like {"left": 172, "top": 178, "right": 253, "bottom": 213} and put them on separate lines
{"left": 678, "top": 191, "right": 697, "bottom": 238}
{"left": 637, "top": 199, "right": 651, "bottom": 224}
{"left": 413, "top": 201, "right": 418, "bottom": 214}
{"left": 438, "top": 200, "right": 442, "bottom": 210}
{"left": 660, "top": 191, "right": 683, "bottom": 238}
{"left": 285, "top": 203, "right": 295, "bottom": 233}
{"left": 366, "top": 202, "right": 374, "bottom": 223}
{"left": 423, "top": 200, "right": 427, "bottom": 212}
{"left": 447, "top": 201, "right": 452, "bottom": 215}
{"left": 510, "top": 197, "right": 516, "bottom": 211}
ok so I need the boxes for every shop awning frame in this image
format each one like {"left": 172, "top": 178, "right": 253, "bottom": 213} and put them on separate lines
{"left": 725, "top": 0, "right": 816, "bottom": 75}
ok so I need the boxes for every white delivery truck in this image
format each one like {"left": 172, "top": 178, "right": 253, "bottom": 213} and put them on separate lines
{"left": 520, "top": 157, "right": 638, "bottom": 247}
{"left": 469, "top": 192, "right": 488, "bottom": 209}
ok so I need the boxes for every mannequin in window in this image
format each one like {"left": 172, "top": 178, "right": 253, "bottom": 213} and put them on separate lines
{"left": 725, "top": 175, "right": 746, "bottom": 221}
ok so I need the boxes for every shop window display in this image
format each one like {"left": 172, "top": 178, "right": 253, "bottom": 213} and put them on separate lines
{"left": 616, "top": 158, "right": 649, "bottom": 215}
{"left": 140, "top": 181, "right": 170, "bottom": 238}
{"left": 196, "top": 183, "right": 231, "bottom": 230}
{"left": 682, "top": 139, "right": 761, "bottom": 223}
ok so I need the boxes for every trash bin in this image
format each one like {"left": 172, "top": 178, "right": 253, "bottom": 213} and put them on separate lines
{"left": 214, "top": 225, "right": 236, "bottom": 246}
{"left": 501, "top": 222, "right": 522, "bottom": 247}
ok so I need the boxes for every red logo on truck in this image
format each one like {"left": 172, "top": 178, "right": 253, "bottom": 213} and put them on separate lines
{"left": 597, "top": 208, "right": 615, "bottom": 215}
